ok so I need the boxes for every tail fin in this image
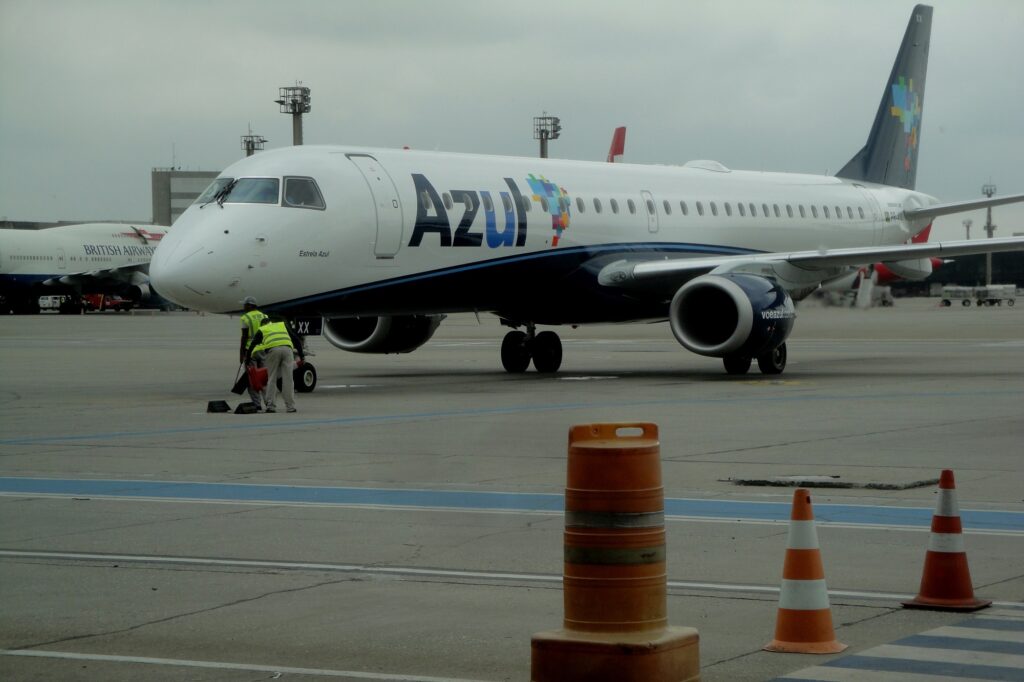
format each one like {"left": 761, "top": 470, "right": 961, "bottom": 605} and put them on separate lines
{"left": 836, "top": 4, "right": 932, "bottom": 190}
{"left": 606, "top": 126, "right": 626, "bottom": 163}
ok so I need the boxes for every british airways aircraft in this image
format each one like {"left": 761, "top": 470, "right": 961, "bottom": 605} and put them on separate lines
{"left": 1, "top": 223, "right": 168, "bottom": 314}
{"left": 151, "top": 5, "right": 1024, "bottom": 378}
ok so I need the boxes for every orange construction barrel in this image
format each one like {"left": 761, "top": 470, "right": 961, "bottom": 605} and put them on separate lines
{"left": 531, "top": 423, "right": 700, "bottom": 682}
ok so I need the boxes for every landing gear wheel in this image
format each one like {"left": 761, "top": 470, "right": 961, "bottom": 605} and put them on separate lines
{"left": 501, "top": 331, "right": 531, "bottom": 373}
{"left": 757, "top": 343, "right": 787, "bottom": 375}
{"left": 294, "top": 362, "right": 317, "bottom": 393}
{"left": 723, "top": 355, "right": 752, "bottom": 375}
{"left": 531, "top": 331, "right": 563, "bottom": 373}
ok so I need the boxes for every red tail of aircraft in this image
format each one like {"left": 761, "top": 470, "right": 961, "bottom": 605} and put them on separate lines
{"left": 606, "top": 126, "right": 626, "bottom": 163}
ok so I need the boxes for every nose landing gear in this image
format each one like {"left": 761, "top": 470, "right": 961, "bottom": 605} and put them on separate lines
{"left": 500, "top": 323, "right": 563, "bottom": 373}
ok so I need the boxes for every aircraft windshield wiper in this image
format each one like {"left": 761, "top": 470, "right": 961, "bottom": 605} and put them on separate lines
{"left": 200, "top": 179, "right": 237, "bottom": 209}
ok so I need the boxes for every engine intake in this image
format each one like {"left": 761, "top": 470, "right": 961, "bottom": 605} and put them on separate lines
{"left": 670, "top": 274, "right": 795, "bottom": 358}
{"left": 323, "top": 314, "right": 444, "bottom": 354}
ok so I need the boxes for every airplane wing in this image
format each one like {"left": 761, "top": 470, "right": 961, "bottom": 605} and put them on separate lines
{"left": 43, "top": 262, "right": 151, "bottom": 289}
{"left": 597, "top": 236, "right": 1024, "bottom": 292}
{"left": 905, "top": 192, "right": 1024, "bottom": 222}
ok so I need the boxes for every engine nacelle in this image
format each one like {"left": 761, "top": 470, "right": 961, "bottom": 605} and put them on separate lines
{"left": 670, "top": 274, "right": 795, "bottom": 358}
{"left": 129, "top": 283, "right": 152, "bottom": 302}
{"left": 323, "top": 314, "right": 444, "bottom": 354}
{"left": 878, "top": 257, "right": 934, "bottom": 282}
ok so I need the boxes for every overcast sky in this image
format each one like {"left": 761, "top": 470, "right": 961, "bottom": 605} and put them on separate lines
{"left": 1, "top": 0, "right": 1021, "bottom": 240}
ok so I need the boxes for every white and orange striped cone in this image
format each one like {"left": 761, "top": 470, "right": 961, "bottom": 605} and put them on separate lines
{"left": 764, "top": 489, "right": 847, "bottom": 654}
{"left": 903, "top": 469, "right": 991, "bottom": 612}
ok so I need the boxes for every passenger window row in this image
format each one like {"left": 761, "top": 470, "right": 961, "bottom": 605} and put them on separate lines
{"left": 421, "top": 189, "right": 871, "bottom": 223}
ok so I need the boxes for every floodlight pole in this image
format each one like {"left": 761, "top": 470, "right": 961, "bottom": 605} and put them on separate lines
{"left": 962, "top": 218, "right": 972, "bottom": 240}
{"left": 241, "top": 125, "right": 267, "bottom": 157}
{"left": 982, "top": 183, "right": 996, "bottom": 285}
{"left": 275, "top": 84, "right": 312, "bottom": 146}
{"left": 533, "top": 114, "right": 561, "bottom": 159}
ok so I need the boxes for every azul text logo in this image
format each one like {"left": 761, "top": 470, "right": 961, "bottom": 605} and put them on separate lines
{"left": 408, "top": 174, "right": 571, "bottom": 248}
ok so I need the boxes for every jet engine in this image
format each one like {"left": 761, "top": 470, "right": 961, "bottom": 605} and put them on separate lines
{"left": 323, "top": 314, "right": 445, "bottom": 354}
{"left": 128, "top": 282, "right": 152, "bottom": 302}
{"left": 669, "top": 274, "right": 795, "bottom": 358}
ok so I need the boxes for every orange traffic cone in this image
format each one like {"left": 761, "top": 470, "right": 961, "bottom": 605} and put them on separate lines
{"left": 764, "top": 489, "right": 847, "bottom": 654}
{"left": 903, "top": 470, "right": 991, "bottom": 612}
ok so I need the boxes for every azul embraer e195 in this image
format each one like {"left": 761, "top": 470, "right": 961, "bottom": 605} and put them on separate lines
{"left": 151, "top": 5, "right": 1024, "bottom": 379}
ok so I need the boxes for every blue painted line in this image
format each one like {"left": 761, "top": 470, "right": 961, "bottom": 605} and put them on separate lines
{"left": 827, "top": 654, "right": 1022, "bottom": 680}
{"left": 898, "top": 634, "right": 1024, "bottom": 655}
{"left": 2, "top": 478, "right": 1023, "bottom": 532}
{"left": 2, "top": 388, "right": 1022, "bottom": 446}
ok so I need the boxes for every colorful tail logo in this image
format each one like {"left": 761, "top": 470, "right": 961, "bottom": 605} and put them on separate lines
{"left": 890, "top": 76, "right": 921, "bottom": 172}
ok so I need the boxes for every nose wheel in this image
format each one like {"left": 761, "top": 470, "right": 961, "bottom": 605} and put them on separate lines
{"left": 501, "top": 325, "right": 563, "bottom": 373}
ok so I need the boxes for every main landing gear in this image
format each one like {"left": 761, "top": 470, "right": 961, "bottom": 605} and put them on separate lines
{"left": 501, "top": 324, "right": 563, "bottom": 373}
{"left": 723, "top": 343, "right": 787, "bottom": 376}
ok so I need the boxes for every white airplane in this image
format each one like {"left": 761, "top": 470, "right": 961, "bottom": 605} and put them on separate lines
{"left": 0, "top": 223, "right": 168, "bottom": 314}
{"left": 151, "top": 4, "right": 1024, "bottom": 379}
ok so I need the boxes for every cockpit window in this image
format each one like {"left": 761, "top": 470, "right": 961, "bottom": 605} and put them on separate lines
{"left": 195, "top": 177, "right": 235, "bottom": 205}
{"left": 223, "top": 178, "right": 280, "bottom": 204}
{"left": 283, "top": 177, "right": 326, "bottom": 210}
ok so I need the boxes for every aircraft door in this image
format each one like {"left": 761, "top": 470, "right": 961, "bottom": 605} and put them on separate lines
{"left": 347, "top": 154, "right": 404, "bottom": 258}
{"left": 853, "top": 184, "right": 883, "bottom": 245}
{"left": 641, "top": 191, "right": 659, "bottom": 233}
{"left": 57, "top": 248, "right": 66, "bottom": 269}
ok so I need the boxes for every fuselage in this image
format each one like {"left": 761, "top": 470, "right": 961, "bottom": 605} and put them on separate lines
{"left": 150, "top": 145, "right": 937, "bottom": 322}
{"left": 0, "top": 223, "right": 166, "bottom": 292}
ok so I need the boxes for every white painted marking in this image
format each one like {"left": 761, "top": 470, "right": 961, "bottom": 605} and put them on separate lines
{"left": 927, "top": 625, "right": 1024, "bottom": 644}
{"left": 320, "top": 384, "right": 370, "bottom": 389}
{"left": 0, "top": 649, "right": 490, "bottom": 681}
{"left": 980, "top": 341, "right": 1024, "bottom": 348}
{"left": 868, "top": 642, "right": 1024, "bottom": 669}
{"left": 15, "top": 550, "right": 1019, "bottom": 606}
{"left": 778, "top": 667, "right": 970, "bottom": 682}
{"left": 558, "top": 376, "right": 619, "bottom": 381}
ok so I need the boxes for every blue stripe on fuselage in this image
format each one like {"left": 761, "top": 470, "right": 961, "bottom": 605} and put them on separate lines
{"left": 270, "top": 242, "right": 761, "bottom": 318}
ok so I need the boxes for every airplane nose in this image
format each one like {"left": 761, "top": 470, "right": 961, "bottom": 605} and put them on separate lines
{"left": 150, "top": 235, "right": 213, "bottom": 309}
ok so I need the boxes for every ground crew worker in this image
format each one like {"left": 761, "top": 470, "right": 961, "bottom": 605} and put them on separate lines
{"left": 239, "top": 296, "right": 267, "bottom": 410}
{"left": 246, "top": 316, "right": 304, "bottom": 413}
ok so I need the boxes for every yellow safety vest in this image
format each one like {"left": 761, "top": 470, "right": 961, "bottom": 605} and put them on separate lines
{"left": 241, "top": 310, "right": 266, "bottom": 336}
{"left": 255, "top": 321, "right": 294, "bottom": 354}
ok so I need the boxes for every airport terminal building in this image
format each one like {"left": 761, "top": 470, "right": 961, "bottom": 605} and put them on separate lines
{"left": 151, "top": 168, "right": 219, "bottom": 226}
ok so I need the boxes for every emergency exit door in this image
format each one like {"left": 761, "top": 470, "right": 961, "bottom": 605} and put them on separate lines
{"left": 348, "top": 154, "right": 404, "bottom": 258}
{"left": 641, "top": 190, "right": 659, "bottom": 233}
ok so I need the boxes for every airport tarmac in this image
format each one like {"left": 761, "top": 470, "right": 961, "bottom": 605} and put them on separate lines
{"left": 1, "top": 297, "right": 1022, "bottom": 681}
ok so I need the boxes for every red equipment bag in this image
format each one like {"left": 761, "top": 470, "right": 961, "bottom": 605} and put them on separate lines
{"left": 247, "top": 365, "right": 268, "bottom": 391}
